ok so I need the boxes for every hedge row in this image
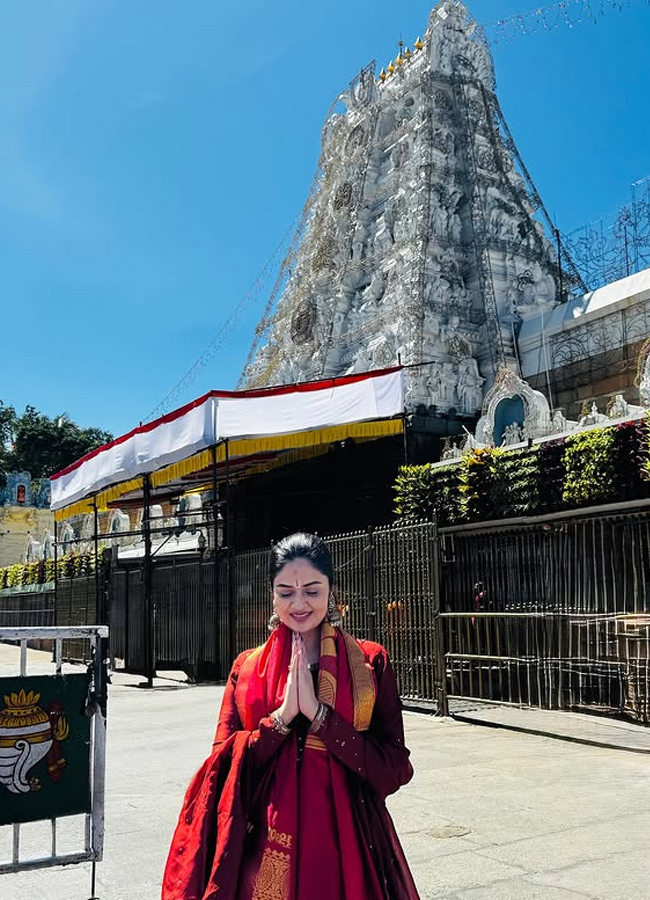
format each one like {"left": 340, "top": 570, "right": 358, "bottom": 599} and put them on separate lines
{"left": 0, "top": 552, "right": 97, "bottom": 591}
{"left": 395, "top": 418, "right": 650, "bottom": 526}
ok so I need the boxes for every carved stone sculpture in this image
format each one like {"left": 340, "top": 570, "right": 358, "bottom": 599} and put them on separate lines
{"left": 241, "top": 2, "right": 562, "bottom": 424}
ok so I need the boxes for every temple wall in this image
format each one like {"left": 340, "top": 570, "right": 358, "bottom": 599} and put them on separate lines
{"left": 526, "top": 339, "right": 646, "bottom": 422}
{"left": 0, "top": 507, "right": 55, "bottom": 568}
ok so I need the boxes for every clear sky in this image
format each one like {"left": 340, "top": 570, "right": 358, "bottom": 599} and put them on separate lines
{"left": 1, "top": 0, "right": 649, "bottom": 438}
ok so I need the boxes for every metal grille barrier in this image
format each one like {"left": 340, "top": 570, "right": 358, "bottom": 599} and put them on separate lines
{"left": 233, "top": 549, "right": 270, "bottom": 658}
{"left": 0, "top": 626, "right": 107, "bottom": 885}
{"left": 439, "top": 510, "right": 650, "bottom": 722}
{"left": 2, "top": 509, "right": 649, "bottom": 724}
{"left": 0, "top": 588, "right": 54, "bottom": 630}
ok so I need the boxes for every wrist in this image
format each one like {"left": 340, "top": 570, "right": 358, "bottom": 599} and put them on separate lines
{"left": 308, "top": 702, "right": 330, "bottom": 734}
{"left": 270, "top": 709, "right": 291, "bottom": 736}
{"left": 277, "top": 703, "right": 297, "bottom": 724}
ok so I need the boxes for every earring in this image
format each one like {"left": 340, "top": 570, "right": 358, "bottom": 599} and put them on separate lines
{"left": 268, "top": 611, "right": 281, "bottom": 631}
{"left": 326, "top": 594, "right": 341, "bottom": 628}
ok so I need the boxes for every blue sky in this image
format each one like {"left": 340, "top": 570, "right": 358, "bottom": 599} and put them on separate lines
{"left": 1, "top": 0, "right": 649, "bottom": 438}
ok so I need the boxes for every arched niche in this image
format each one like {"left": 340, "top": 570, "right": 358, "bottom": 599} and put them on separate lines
{"left": 494, "top": 396, "right": 525, "bottom": 447}
{"left": 476, "top": 369, "right": 551, "bottom": 446}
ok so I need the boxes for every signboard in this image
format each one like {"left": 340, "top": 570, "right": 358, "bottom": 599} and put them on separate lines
{"left": 0, "top": 673, "right": 92, "bottom": 826}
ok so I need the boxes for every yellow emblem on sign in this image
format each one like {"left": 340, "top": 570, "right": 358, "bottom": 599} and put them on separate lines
{"left": 0, "top": 689, "right": 69, "bottom": 795}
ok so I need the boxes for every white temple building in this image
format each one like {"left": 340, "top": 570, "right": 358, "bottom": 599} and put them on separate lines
{"left": 241, "top": 1, "right": 574, "bottom": 421}
{"left": 240, "top": 0, "right": 650, "bottom": 452}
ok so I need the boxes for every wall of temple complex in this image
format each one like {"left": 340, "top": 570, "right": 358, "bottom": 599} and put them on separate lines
{"left": 0, "top": 507, "right": 54, "bottom": 569}
{"left": 520, "top": 268, "right": 650, "bottom": 422}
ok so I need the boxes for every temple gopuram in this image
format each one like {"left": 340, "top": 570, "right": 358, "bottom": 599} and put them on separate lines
{"left": 241, "top": 0, "right": 650, "bottom": 457}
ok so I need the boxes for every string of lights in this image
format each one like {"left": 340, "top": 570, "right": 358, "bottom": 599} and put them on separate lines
{"left": 144, "top": 218, "right": 297, "bottom": 422}
{"left": 482, "top": 0, "right": 648, "bottom": 43}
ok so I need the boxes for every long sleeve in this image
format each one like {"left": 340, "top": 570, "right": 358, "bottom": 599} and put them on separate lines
{"left": 213, "top": 650, "right": 288, "bottom": 768}
{"left": 319, "top": 646, "right": 413, "bottom": 799}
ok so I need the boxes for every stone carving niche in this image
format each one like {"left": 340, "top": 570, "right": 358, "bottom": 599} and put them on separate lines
{"left": 475, "top": 369, "right": 552, "bottom": 446}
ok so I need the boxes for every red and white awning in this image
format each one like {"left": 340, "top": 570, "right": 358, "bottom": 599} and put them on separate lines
{"left": 50, "top": 368, "right": 404, "bottom": 512}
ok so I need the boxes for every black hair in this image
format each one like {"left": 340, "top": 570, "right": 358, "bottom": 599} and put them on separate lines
{"left": 269, "top": 532, "right": 334, "bottom": 587}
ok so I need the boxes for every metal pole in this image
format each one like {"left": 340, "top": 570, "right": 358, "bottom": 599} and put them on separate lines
{"left": 90, "top": 860, "right": 98, "bottom": 899}
{"left": 53, "top": 519, "right": 59, "bottom": 628}
{"left": 431, "top": 516, "right": 449, "bottom": 717}
{"left": 211, "top": 444, "right": 219, "bottom": 676}
{"left": 142, "top": 474, "right": 154, "bottom": 687}
{"left": 93, "top": 499, "right": 100, "bottom": 627}
{"left": 554, "top": 228, "right": 564, "bottom": 302}
{"left": 365, "top": 526, "right": 376, "bottom": 644}
{"left": 225, "top": 440, "right": 236, "bottom": 663}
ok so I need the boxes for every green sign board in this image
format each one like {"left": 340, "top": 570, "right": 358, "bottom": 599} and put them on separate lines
{"left": 0, "top": 674, "right": 92, "bottom": 825}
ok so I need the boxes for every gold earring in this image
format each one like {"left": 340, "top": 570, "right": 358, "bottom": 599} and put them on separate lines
{"left": 268, "top": 611, "right": 281, "bottom": 631}
{"left": 326, "top": 594, "right": 341, "bottom": 627}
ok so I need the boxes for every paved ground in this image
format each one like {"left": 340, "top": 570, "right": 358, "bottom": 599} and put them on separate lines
{"left": 1, "top": 644, "right": 649, "bottom": 900}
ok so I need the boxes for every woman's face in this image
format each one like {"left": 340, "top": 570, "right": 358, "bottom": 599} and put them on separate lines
{"left": 272, "top": 557, "right": 330, "bottom": 634}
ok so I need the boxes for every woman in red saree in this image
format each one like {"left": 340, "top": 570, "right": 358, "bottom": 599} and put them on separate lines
{"left": 162, "top": 533, "right": 421, "bottom": 900}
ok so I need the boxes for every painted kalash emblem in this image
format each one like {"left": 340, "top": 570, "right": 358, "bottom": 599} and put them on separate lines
{"left": 0, "top": 689, "right": 70, "bottom": 794}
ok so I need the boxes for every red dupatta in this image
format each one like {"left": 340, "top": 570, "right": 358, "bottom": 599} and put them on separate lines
{"left": 233, "top": 622, "right": 385, "bottom": 900}
{"left": 163, "top": 623, "right": 420, "bottom": 900}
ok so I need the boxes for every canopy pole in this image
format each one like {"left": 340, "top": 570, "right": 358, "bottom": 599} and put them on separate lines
{"left": 93, "top": 499, "right": 101, "bottom": 628}
{"left": 225, "top": 440, "right": 236, "bottom": 664}
{"left": 142, "top": 474, "right": 154, "bottom": 688}
{"left": 211, "top": 444, "right": 220, "bottom": 677}
{"left": 53, "top": 519, "right": 59, "bottom": 629}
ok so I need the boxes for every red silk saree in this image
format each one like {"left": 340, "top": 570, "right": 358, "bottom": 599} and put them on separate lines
{"left": 162, "top": 623, "right": 420, "bottom": 900}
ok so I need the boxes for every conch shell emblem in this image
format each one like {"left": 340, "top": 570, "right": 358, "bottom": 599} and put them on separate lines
{"left": 0, "top": 689, "right": 70, "bottom": 795}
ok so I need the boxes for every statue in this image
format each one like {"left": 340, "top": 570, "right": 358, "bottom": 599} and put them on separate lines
{"left": 579, "top": 401, "right": 608, "bottom": 428}
{"left": 640, "top": 362, "right": 650, "bottom": 407}
{"left": 502, "top": 422, "right": 524, "bottom": 446}
{"left": 373, "top": 210, "right": 394, "bottom": 253}
{"left": 359, "top": 270, "right": 386, "bottom": 309}
{"left": 425, "top": 362, "right": 443, "bottom": 403}
{"left": 457, "top": 357, "right": 484, "bottom": 413}
{"left": 441, "top": 437, "right": 462, "bottom": 460}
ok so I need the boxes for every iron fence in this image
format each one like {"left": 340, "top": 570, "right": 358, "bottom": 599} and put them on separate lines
{"left": 439, "top": 508, "right": 650, "bottom": 722}
{"left": 0, "top": 587, "right": 54, "bottom": 630}
{"left": 2, "top": 509, "right": 649, "bottom": 724}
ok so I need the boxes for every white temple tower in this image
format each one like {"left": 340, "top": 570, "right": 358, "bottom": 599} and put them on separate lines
{"left": 241, "top": 1, "right": 576, "bottom": 417}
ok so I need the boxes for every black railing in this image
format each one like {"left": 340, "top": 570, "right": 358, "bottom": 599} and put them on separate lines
{"left": 439, "top": 508, "right": 650, "bottom": 722}
{"left": 1, "top": 509, "right": 649, "bottom": 723}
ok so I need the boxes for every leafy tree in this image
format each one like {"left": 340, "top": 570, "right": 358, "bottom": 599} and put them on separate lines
{"left": 0, "top": 402, "right": 17, "bottom": 485}
{"left": 0, "top": 403, "right": 112, "bottom": 480}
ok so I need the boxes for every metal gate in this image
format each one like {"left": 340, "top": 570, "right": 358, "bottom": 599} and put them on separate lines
{"left": 439, "top": 507, "right": 650, "bottom": 723}
{"left": 0, "top": 626, "right": 107, "bottom": 880}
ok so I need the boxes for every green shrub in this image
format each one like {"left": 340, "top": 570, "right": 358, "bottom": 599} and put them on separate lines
{"left": 537, "top": 439, "right": 567, "bottom": 514}
{"left": 394, "top": 418, "right": 650, "bottom": 525}
{"left": 563, "top": 427, "right": 617, "bottom": 508}
{"left": 394, "top": 463, "right": 462, "bottom": 526}
{"left": 458, "top": 448, "right": 509, "bottom": 522}
{"left": 7, "top": 564, "right": 26, "bottom": 588}
{"left": 498, "top": 446, "right": 541, "bottom": 517}
{"left": 613, "top": 418, "right": 650, "bottom": 501}
{"left": 44, "top": 558, "right": 56, "bottom": 583}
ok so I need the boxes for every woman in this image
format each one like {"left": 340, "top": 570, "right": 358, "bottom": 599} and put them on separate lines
{"left": 162, "top": 533, "right": 420, "bottom": 900}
